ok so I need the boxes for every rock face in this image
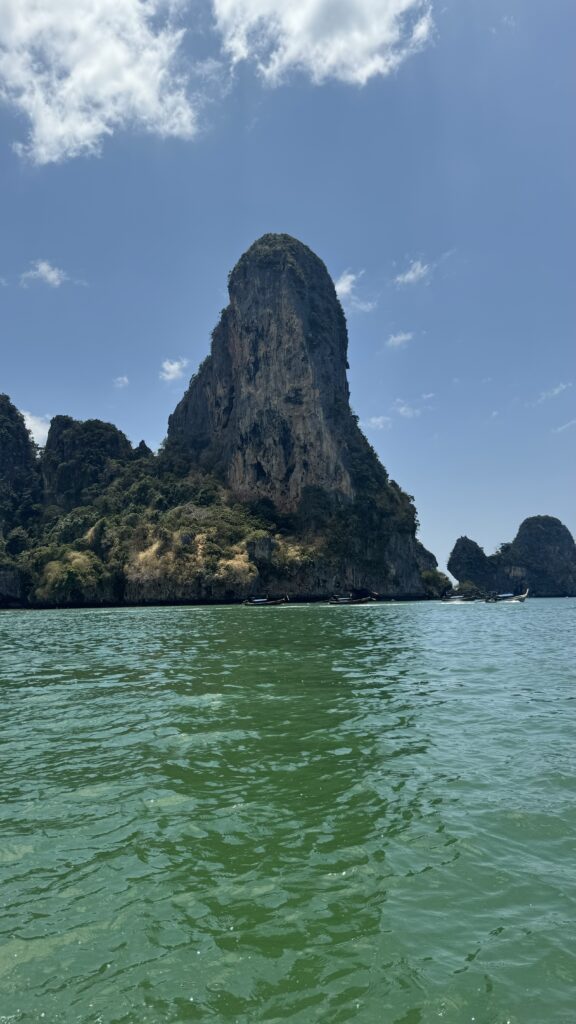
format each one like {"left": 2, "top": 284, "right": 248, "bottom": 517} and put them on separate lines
{"left": 448, "top": 516, "right": 576, "bottom": 596}
{"left": 447, "top": 537, "right": 495, "bottom": 592}
{"left": 0, "top": 394, "right": 41, "bottom": 533}
{"left": 169, "top": 234, "right": 372, "bottom": 510}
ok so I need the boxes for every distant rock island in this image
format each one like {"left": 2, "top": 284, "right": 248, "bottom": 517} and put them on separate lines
{"left": 1, "top": 233, "right": 449, "bottom": 608}
{"left": 448, "top": 516, "right": 576, "bottom": 597}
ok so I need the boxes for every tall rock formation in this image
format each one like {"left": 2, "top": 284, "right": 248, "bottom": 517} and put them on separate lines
{"left": 448, "top": 516, "right": 576, "bottom": 596}
{"left": 169, "top": 234, "right": 381, "bottom": 511}
{"left": 168, "top": 233, "right": 433, "bottom": 596}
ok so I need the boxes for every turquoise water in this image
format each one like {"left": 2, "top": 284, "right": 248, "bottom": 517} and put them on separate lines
{"left": 1, "top": 599, "right": 575, "bottom": 1023}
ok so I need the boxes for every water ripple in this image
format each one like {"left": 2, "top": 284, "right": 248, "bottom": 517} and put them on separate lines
{"left": 0, "top": 600, "right": 575, "bottom": 1023}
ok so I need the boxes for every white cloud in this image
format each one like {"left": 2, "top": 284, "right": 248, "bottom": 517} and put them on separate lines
{"left": 366, "top": 415, "right": 392, "bottom": 430}
{"left": 553, "top": 418, "right": 576, "bottom": 434}
{"left": 22, "top": 410, "right": 51, "bottom": 446}
{"left": 387, "top": 330, "right": 413, "bottom": 348}
{"left": 20, "top": 260, "right": 69, "bottom": 287}
{"left": 0, "top": 1, "right": 433, "bottom": 164}
{"left": 214, "top": 0, "right": 433, "bottom": 85}
{"left": 334, "top": 269, "right": 359, "bottom": 299}
{"left": 421, "top": 391, "right": 434, "bottom": 399}
{"left": 0, "top": 0, "right": 197, "bottom": 164}
{"left": 394, "top": 258, "right": 431, "bottom": 286}
{"left": 113, "top": 375, "right": 129, "bottom": 388}
{"left": 393, "top": 398, "right": 421, "bottom": 418}
{"left": 535, "top": 382, "right": 572, "bottom": 405}
{"left": 334, "top": 268, "right": 376, "bottom": 313}
{"left": 160, "top": 357, "right": 188, "bottom": 381}
{"left": 0, "top": 276, "right": 7, "bottom": 287}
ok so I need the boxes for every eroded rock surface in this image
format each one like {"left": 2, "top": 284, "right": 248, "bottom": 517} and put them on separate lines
{"left": 169, "top": 234, "right": 379, "bottom": 510}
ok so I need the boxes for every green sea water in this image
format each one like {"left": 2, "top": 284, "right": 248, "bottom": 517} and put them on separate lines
{"left": 1, "top": 599, "right": 575, "bottom": 1024}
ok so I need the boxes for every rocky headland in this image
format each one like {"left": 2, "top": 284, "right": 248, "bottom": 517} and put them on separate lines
{"left": 448, "top": 516, "right": 576, "bottom": 597}
{"left": 1, "top": 234, "right": 449, "bottom": 608}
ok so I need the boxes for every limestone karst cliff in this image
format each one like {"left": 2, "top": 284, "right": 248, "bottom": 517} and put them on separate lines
{"left": 1, "top": 234, "right": 443, "bottom": 606}
{"left": 448, "top": 516, "right": 576, "bottom": 597}
{"left": 166, "top": 233, "right": 436, "bottom": 596}
{"left": 169, "top": 234, "right": 383, "bottom": 511}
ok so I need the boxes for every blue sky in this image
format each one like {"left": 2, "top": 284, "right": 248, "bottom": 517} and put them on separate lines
{"left": 1, "top": 0, "right": 574, "bottom": 570}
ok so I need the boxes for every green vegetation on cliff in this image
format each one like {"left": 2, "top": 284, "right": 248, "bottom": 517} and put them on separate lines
{"left": 0, "top": 400, "right": 435, "bottom": 606}
{"left": 0, "top": 395, "right": 42, "bottom": 535}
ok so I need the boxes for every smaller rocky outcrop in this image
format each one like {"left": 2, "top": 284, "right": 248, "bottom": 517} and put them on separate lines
{"left": 448, "top": 516, "right": 576, "bottom": 596}
{"left": 448, "top": 537, "right": 497, "bottom": 592}
{"left": 42, "top": 415, "right": 134, "bottom": 510}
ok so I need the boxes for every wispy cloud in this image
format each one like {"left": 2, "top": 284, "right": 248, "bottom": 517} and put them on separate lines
{"left": 534, "top": 382, "right": 572, "bottom": 405}
{"left": 394, "top": 259, "right": 431, "bottom": 287}
{"left": 421, "top": 392, "right": 435, "bottom": 400}
{"left": 334, "top": 269, "right": 376, "bottom": 313}
{"left": 387, "top": 331, "right": 413, "bottom": 348}
{"left": 113, "top": 375, "right": 129, "bottom": 389}
{"left": 393, "top": 398, "right": 421, "bottom": 418}
{"left": 0, "top": 0, "right": 197, "bottom": 165}
{"left": 22, "top": 410, "right": 51, "bottom": 446}
{"left": 160, "top": 358, "right": 188, "bottom": 382}
{"left": 0, "top": 276, "right": 7, "bottom": 287}
{"left": 553, "top": 418, "right": 576, "bottom": 434}
{"left": 214, "top": 0, "right": 433, "bottom": 86}
{"left": 334, "top": 270, "right": 359, "bottom": 300}
{"left": 20, "top": 260, "right": 69, "bottom": 288}
{"left": 365, "top": 415, "right": 392, "bottom": 430}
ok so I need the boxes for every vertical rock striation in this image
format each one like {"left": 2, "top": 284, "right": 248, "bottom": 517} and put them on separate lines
{"left": 168, "top": 233, "right": 434, "bottom": 596}
{"left": 169, "top": 234, "right": 373, "bottom": 510}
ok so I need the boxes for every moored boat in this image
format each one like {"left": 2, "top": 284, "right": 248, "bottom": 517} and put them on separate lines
{"left": 243, "top": 595, "right": 290, "bottom": 606}
{"left": 485, "top": 588, "right": 529, "bottom": 604}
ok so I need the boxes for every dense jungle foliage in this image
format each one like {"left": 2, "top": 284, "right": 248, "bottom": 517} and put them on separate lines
{"left": 0, "top": 395, "right": 449, "bottom": 606}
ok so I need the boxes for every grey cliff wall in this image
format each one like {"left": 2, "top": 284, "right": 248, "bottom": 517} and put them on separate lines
{"left": 169, "top": 234, "right": 376, "bottom": 511}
